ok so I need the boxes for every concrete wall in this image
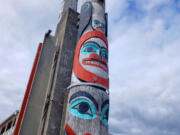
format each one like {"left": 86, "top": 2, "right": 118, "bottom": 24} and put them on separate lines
{"left": 18, "top": 35, "right": 56, "bottom": 135}
{"left": 42, "top": 9, "right": 79, "bottom": 135}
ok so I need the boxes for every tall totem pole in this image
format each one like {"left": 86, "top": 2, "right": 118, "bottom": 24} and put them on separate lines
{"left": 62, "top": 0, "right": 109, "bottom": 134}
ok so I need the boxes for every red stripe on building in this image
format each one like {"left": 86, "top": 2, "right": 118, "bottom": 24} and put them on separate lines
{"left": 14, "top": 43, "right": 43, "bottom": 135}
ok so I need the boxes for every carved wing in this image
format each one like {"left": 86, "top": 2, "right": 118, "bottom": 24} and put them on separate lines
{"left": 77, "top": 2, "right": 92, "bottom": 40}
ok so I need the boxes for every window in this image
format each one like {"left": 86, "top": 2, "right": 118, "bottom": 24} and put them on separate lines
{"left": 13, "top": 118, "right": 16, "bottom": 126}
{"left": 0, "top": 127, "right": 5, "bottom": 134}
{"left": 6, "top": 121, "right": 12, "bottom": 131}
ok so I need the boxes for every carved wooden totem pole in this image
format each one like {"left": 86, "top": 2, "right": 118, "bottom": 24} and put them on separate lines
{"left": 63, "top": 0, "right": 109, "bottom": 134}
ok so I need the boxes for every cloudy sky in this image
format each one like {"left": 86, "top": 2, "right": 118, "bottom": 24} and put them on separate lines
{"left": 1, "top": 0, "right": 180, "bottom": 135}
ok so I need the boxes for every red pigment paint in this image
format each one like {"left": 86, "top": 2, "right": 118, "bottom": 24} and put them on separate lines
{"left": 84, "top": 133, "right": 91, "bottom": 135}
{"left": 65, "top": 124, "right": 76, "bottom": 135}
{"left": 73, "top": 30, "right": 109, "bottom": 88}
{"left": 65, "top": 124, "right": 92, "bottom": 135}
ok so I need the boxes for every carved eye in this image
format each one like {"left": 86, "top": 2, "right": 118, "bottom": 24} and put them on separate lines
{"left": 93, "top": 20, "right": 100, "bottom": 25}
{"left": 101, "top": 105, "right": 109, "bottom": 125}
{"left": 69, "top": 99, "right": 96, "bottom": 120}
{"left": 84, "top": 47, "right": 96, "bottom": 53}
{"left": 81, "top": 44, "right": 100, "bottom": 54}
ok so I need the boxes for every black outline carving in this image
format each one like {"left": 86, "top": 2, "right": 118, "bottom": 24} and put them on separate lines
{"left": 69, "top": 91, "right": 99, "bottom": 111}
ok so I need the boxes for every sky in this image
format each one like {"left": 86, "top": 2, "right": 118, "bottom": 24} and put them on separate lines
{"left": 0, "top": 0, "right": 180, "bottom": 135}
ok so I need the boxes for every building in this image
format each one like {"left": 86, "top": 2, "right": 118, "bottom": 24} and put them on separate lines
{"left": 0, "top": 111, "right": 19, "bottom": 135}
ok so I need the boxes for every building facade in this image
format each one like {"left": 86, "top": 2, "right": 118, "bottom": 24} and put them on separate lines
{"left": 0, "top": 111, "right": 19, "bottom": 135}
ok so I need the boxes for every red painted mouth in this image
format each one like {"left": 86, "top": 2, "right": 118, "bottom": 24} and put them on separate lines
{"left": 65, "top": 124, "right": 76, "bottom": 135}
{"left": 65, "top": 124, "right": 91, "bottom": 135}
{"left": 96, "top": 26, "right": 105, "bottom": 33}
{"left": 82, "top": 58, "right": 108, "bottom": 73}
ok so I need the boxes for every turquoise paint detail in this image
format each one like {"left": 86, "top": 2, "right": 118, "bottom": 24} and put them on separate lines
{"left": 93, "top": 20, "right": 106, "bottom": 32}
{"left": 93, "top": 20, "right": 100, "bottom": 25}
{"left": 81, "top": 44, "right": 100, "bottom": 55}
{"left": 101, "top": 23, "right": 106, "bottom": 32}
{"left": 101, "top": 49, "right": 108, "bottom": 60}
{"left": 101, "top": 23, "right": 105, "bottom": 29}
{"left": 82, "top": 2, "right": 91, "bottom": 14}
{"left": 69, "top": 98, "right": 96, "bottom": 120}
{"left": 101, "top": 105, "right": 109, "bottom": 125}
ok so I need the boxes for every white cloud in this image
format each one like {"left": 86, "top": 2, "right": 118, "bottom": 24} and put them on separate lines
{"left": 136, "top": 0, "right": 171, "bottom": 11}
{"left": 0, "top": 0, "right": 180, "bottom": 135}
{"left": 108, "top": 0, "right": 180, "bottom": 134}
{"left": 0, "top": 0, "right": 60, "bottom": 122}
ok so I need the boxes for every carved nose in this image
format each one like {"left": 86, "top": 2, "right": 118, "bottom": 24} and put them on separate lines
{"left": 89, "top": 53, "right": 99, "bottom": 60}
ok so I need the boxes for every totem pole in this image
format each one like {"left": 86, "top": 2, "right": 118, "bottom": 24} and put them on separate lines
{"left": 62, "top": 0, "right": 109, "bottom": 134}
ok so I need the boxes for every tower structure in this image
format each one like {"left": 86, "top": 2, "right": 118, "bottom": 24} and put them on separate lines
{"left": 13, "top": 0, "right": 109, "bottom": 135}
{"left": 59, "top": 0, "right": 78, "bottom": 20}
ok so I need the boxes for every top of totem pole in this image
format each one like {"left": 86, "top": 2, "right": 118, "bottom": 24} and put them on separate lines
{"left": 83, "top": 0, "right": 105, "bottom": 9}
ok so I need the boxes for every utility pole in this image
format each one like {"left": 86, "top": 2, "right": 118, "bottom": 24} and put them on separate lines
{"left": 14, "top": 0, "right": 109, "bottom": 135}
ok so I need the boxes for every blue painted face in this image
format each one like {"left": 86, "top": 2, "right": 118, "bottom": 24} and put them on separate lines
{"left": 81, "top": 43, "right": 100, "bottom": 55}
{"left": 68, "top": 91, "right": 109, "bottom": 125}
{"left": 80, "top": 42, "right": 108, "bottom": 61}
{"left": 65, "top": 89, "right": 109, "bottom": 135}
{"left": 69, "top": 98, "right": 96, "bottom": 120}
{"left": 69, "top": 98, "right": 109, "bottom": 125}
{"left": 92, "top": 20, "right": 106, "bottom": 33}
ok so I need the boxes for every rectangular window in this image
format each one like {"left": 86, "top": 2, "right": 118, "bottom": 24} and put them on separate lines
{"left": 6, "top": 121, "right": 12, "bottom": 131}
{"left": 13, "top": 118, "right": 16, "bottom": 126}
{"left": 0, "top": 127, "right": 5, "bottom": 134}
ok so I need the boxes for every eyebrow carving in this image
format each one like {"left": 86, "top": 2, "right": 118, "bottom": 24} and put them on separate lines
{"left": 84, "top": 41, "right": 100, "bottom": 48}
{"left": 101, "top": 100, "right": 109, "bottom": 110}
{"left": 84, "top": 41, "right": 107, "bottom": 50}
{"left": 69, "top": 91, "right": 99, "bottom": 111}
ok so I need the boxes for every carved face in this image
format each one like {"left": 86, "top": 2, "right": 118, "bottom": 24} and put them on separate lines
{"left": 92, "top": 3, "right": 105, "bottom": 34}
{"left": 73, "top": 31, "right": 109, "bottom": 88}
{"left": 64, "top": 85, "right": 109, "bottom": 135}
{"left": 79, "top": 38, "right": 108, "bottom": 78}
{"left": 92, "top": 17, "right": 105, "bottom": 34}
